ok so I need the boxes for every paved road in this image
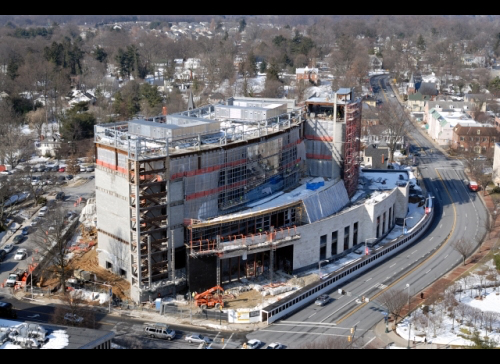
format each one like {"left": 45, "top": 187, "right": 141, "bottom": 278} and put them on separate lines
{"left": 243, "top": 76, "right": 488, "bottom": 349}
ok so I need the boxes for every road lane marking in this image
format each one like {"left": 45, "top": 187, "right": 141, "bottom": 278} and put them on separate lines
{"left": 425, "top": 269, "right": 432, "bottom": 274}
{"left": 365, "top": 278, "right": 372, "bottom": 282}
{"left": 222, "top": 333, "right": 233, "bottom": 349}
{"left": 429, "top": 237, "right": 433, "bottom": 241}
{"left": 261, "top": 329, "right": 345, "bottom": 337}
{"left": 308, "top": 313, "right": 317, "bottom": 318}
{"left": 440, "top": 224, "right": 443, "bottom": 229}
{"left": 389, "top": 263, "right": 396, "bottom": 268}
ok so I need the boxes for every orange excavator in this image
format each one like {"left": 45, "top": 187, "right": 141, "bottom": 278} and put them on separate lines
{"left": 194, "top": 286, "right": 224, "bottom": 310}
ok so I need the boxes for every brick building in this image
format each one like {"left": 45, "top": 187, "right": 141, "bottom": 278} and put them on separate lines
{"left": 451, "top": 124, "right": 500, "bottom": 154}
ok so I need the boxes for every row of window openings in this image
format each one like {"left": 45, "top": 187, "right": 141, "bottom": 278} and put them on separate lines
{"left": 270, "top": 221, "right": 425, "bottom": 317}
{"left": 459, "top": 136, "right": 495, "bottom": 142}
{"left": 320, "top": 206, "right": 394, "bottom": 255}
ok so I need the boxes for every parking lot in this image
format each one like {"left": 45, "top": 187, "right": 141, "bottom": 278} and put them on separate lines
{"left": 0, "top": 164, "right": 95, "bottom": 288}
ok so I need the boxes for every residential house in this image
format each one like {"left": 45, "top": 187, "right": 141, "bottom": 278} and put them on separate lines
{"left": 464, "top": 94, "right": 487, "bottom": 112}
{"left": 462, "top": 54, "right": 486, "bottom": 68}
{"left": 407, "top": 92, "right": 431, "bottom": 113}
{"left": 452, "top": 124, "right": 499, "bottom": 154}
{"left": 363, "top": 143, "right": 390, "bottom": 169}
{"left": 493, "top": 142, "right": 500, "bottom": 186}
{"left": 296, "top": 66, "right": 319, "bottom": 85}
{"left": 35, "top": 135, "right": 62, "bottom": 157}
{"left": 369, "top": 55, "right": 383, "bottom": 71}
{"left": 425, "top": 102, "right": 476, "bottom": 146}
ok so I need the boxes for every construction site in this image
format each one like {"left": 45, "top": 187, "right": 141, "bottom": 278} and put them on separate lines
{"left": 92, "top": 91, "right": 390, "bottom": 306}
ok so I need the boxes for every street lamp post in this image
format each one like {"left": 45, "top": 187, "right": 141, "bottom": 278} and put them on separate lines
{"left": 406, "top": 283, "right": 411, "bottom": 349}
{"left": 365, "top": 238, "right": 377, "bottom": 255}
{"left": 318, "top": 259, "right": 329, "bottom": 279}
{"left": 403, "top": 217, "right": 413, "bottom": 235}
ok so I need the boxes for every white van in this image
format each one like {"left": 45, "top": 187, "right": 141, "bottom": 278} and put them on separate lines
{"left": 144, "top": 323, "right": 176, "bottom": 340}
{"left": 38, "top": 206, "right": 48, "bottom": 217}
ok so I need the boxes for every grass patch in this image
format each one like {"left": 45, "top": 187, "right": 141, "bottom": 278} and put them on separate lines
{"left": 459, "top": 327, "right": 472, "bottom": 335}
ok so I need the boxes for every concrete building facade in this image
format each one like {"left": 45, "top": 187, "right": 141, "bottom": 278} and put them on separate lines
{"left": 94, "top": 92, "right": 410, "bottom": 303}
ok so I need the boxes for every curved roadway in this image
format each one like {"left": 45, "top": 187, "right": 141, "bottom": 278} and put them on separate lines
{"left": 245, "top": 75, "right": 488, "bottom": 349}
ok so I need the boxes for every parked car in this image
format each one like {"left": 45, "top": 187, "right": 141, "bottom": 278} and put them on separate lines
{"left": 21, "top": 226, "right": 30, "bottom": 236}
{"left": 58, "top": 167, "right": 66, "bottom": 172}
{"left": 244, "top": 339, "right": 263, "bottom": 349}
{"left": 266, "top": 342, "right": 285, "bottom": 349}
{"left": 315, "top": 294, "right": 331, "bottom": 306}
{"left": 66, "top": 175, "right": 74, "bottom": 180}
{"left": 55, "top": 192, "right": 65, "bottom": 200}
{"left": 0, "top": 250, "right": 6, "bottom": 262}
{"left": 144, "top": 323, "right": 176, "bottom": 340}
{"left": 86, "top": 166, "right": 95, "bottom": 172}
{"left": 14, "top": 248, "right": 27, "bottom": 260}
{"left": 38, "top": 206, "right": 48, "bottom": 217}
{"left": 79, "top": 165, "right": 87, "bottom": 172}
{"left": 185, "top": 333, "right": 213, "bottom": 345}
{"left": 64, "top": 313, "right": 84, "bottom": 324}
{"left": 13, "top": 235, "right": 25, "bottom": 244}
{"left": 3, "top": 243, "right": 14, "bottom": 253}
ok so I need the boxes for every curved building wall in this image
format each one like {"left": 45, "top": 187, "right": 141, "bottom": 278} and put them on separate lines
{"left": 292, "top": 186, "right": 404, "bottom": 272}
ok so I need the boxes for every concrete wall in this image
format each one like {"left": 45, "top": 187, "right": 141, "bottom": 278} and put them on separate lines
{"left": 292, "top": 186, "right": 402, "bottom": 272}
{"left": 95, "top": 168, "right": 131, "bottom": 278}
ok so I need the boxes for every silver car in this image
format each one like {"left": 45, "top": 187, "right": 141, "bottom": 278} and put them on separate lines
{"left": 185, "top": 333, "right": 213, "bottom": 345}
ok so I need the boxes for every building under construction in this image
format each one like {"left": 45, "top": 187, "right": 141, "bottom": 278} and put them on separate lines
{"left": 94, "top": 91, "right": 393, "bottom": 303}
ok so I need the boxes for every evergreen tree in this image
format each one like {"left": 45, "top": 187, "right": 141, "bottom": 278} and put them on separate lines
{"left": 417, "top": 34, "right": 426, "bottom": 52}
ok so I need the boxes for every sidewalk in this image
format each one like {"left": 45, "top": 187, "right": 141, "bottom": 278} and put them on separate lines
{"left": 370, "top": 95, "right": 500, "bottom": 347}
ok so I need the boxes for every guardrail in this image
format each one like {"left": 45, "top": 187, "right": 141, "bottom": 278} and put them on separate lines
{"left": 261, "top": 208, "right": 435, "bottom": 325}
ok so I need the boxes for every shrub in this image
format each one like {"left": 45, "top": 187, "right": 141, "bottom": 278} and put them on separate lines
{"left": 36, "top": 197, "right": 47, "bottom": 206}
{"left": 494, "top": 254, "right": 500, "bottom": 271}
{"left": 492, "top": 186, "right": 500, "bottom": 194}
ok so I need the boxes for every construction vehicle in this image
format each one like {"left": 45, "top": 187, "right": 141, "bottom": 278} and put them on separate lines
{"left": 6, "top": 268, "right": 27, "bottom": 288}
{"left": 194, "top": 286, "right": 224, "bottom": 310}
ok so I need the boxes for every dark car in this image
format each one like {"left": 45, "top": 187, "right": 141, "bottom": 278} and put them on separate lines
{"left": 13, "top": 234, "right": 25, "bottom": 244}
{"left": 66, "top": 175, "right": 74, "bottom": 180}
{"left": 55, "top": 192, "right": 65, "bottom": 201}
{"left": 22, "top": 226, "right": 30, "bottom": 236}
{"left": 0, "top": 249, "right": 6, "bottom": 262}
{"left": 315, "top": 294, "right": 331, "bottom": 306}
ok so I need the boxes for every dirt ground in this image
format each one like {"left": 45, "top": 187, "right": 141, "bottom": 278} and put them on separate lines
{"left": 39, "top": 228, "right": 131, "bottom": 301}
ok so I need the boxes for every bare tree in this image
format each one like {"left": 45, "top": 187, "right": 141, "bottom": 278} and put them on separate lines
{"left": 32, "top": 207, "right": 73, "bottom": 293}
{"left": 367, "top": 102, "right": 412, "bottom": 163}
{"left": 444, "top": 284, "right": 459, "bottom": 331}
{"left": 50, "top": 294, "right": 96, "bottom": 329}
{"left": 452, "top": 238, "right": 476, "bottom": 266}
{"left": 377, "top": 288, "right": 409, "bottom": 329}
{"left": 483, "top": 311, "right": 498, "bottom": 337}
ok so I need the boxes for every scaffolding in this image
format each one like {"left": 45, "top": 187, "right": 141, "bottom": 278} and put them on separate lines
{"left": 128, "top": 157, "right": 169, "bottom": 288}
{"left": 343, "top": 100, "right": 362, "bottom": 197}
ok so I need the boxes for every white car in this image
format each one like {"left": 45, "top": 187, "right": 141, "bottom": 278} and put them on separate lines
{"left": 3, "top": 244, "right": 14, "bottom": 253}
{"left": 64, "top": 313, "right": 84, "bottom": 323}
{"left": 14, "top": 248, "right": 27, "bottom": 260}
{"left": 244, "top": 339, "right": 262, "bottom": 349}
{"left": 266, "top": 342, "right": 285, "bottom": 349}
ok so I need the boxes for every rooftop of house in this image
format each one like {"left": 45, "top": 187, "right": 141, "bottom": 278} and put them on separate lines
{"left": 0, "top": 319, "right": 114, "bottom": 349}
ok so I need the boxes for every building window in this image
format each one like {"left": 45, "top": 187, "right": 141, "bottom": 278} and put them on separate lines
{"left": 120, "top": 269, "right": 127, "bottom": 277}
{"left": 483, "top": 138, "right": 487, "bottom": 142}
{"left": 376, "top": 216, "right": 380, "bottom": 238}
{"left": 382, "top": 213, "right": 386, "bottom": 235}
{"left": 331, "top": 231, "right": 338, "bottom": 256}
{"left": 106, "top": 261, "right": 113, "bottom": 270}
{"left": 389, "top": 207, "right": 392, "bottom": 228}
{"left": 320, "top": 234, "right": 327, "bottom": 246}
{"left": 344, "top": 226, "right": 350, "bottom": 251}
{"left": 460, "top": 137, "right": 465, "bottom": 141}
{"left": 353, "top": 222, "right": 358, "bottom": 246}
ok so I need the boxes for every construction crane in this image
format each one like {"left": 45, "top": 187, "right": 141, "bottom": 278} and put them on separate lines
{"left": 194, "top": 286, "right": 224, "bottom": 310}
